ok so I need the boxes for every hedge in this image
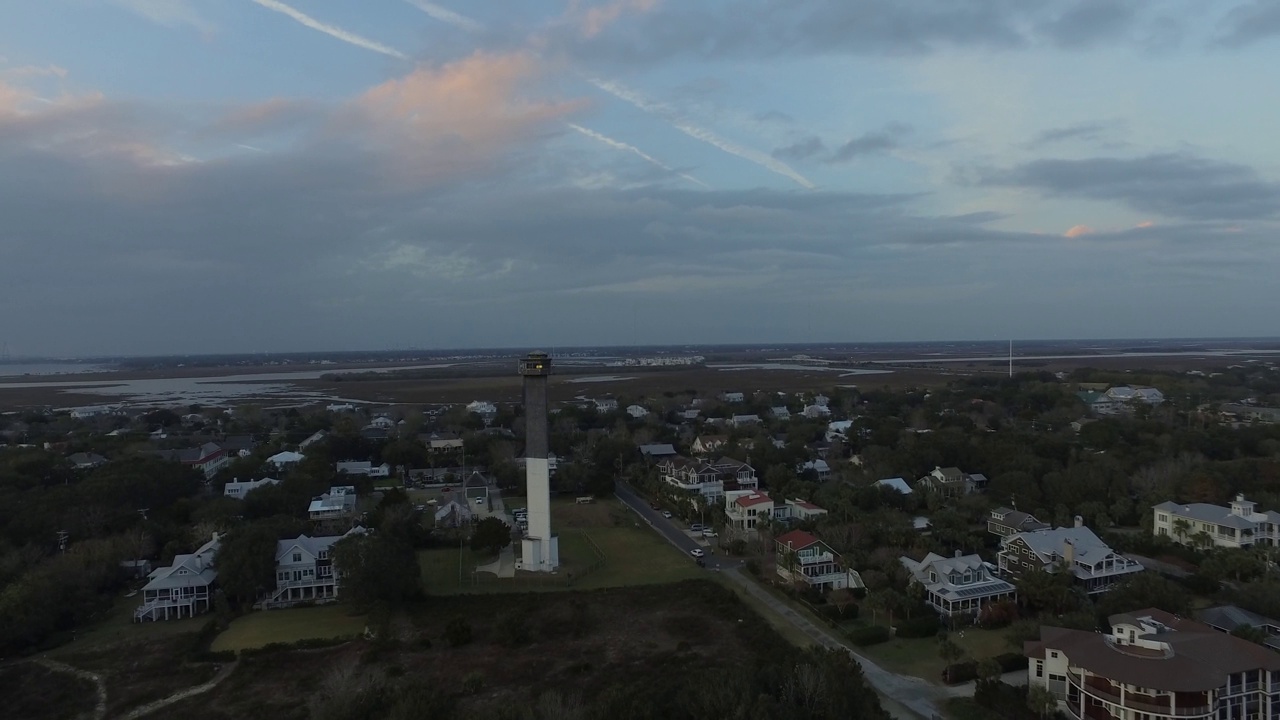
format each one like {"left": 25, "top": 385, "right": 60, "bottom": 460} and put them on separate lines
{"left": 943, "top": 660, "right": 978, "bottom": 684}
{"left": 894, "top": 615, "right": 941, "bottom": 638}
{"left": 847, "top": 625, "right": 891, "bottom": 647}
{"left": 994, "top": 652, "right": 1028, "bottom": 673}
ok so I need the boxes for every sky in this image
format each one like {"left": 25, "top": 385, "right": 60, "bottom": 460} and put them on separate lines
{"left": 2, "top": 0, "right": 1280, "bottom": 356}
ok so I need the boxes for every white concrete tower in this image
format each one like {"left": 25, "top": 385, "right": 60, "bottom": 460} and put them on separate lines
{"left": 518, "top": 351, "right": 558, "bottom": 572}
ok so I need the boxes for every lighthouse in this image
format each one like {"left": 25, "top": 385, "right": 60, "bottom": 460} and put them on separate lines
{"left": 518, "top": 351, "right": 558, "bottom": 571}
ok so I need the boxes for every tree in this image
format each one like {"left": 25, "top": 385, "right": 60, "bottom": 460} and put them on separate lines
{"left": 938, "top": 637, "right": 965, "bottom": 682}
{"left": 470, "top": 516, "right": 512, "bottom": 557}
{"left": 1172, "top": 518, "right": 1191, "bottom": 544}
{"left": 217, "top": 517, "right": 307, "bottom": 607}
{"left": 332, "top": 533, "right": 422, "bottom": 609}
{"left": 1097, "top": 573, "right": 1189, "bottom": 618}
{"left": 1027, "top": 685, "right": 1058, "bottom": 720}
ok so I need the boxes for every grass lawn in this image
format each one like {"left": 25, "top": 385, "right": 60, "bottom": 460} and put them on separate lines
{"left": 572, "top": 527, "right": 701, "bottom": 589}
{"left": 859, "top": 625, "right": 1010, "bottom": 683}
{"left": 211, "top": 605, "right": 366, "bottom": 652}
{"left": 46, "top": 591, "right": 208, "bottom": 658}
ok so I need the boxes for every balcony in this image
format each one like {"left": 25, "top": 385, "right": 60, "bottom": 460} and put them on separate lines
{"left": 277, "top": 576, "right": 335, "bottom": 589}
{"left": 796, "top": 552, "right": 835, "bottom": 565}
{"left": 1068, "top": 669, "right": 1211, "bottom": 717}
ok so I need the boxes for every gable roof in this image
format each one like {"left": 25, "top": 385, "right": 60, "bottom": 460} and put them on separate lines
{"left": 638, "top": 443, "right": 678, "bottom": 457}
{"left": 775, "top": 529, "right": 821, "bottom": 550}
{"left": 734, "top": 492, "right": 773, "bottom": 508}
{"left": 874, "top": 477, "right": 913, "bottom": 495}
{"left": 1007, "top": 525, "right": 1130, "bottom": 568}
{"left": 276, "top": 533, "right": 344, "bottom": 562}
{"left": 1152, "top": 500, "right": 1260, "bottom": 529}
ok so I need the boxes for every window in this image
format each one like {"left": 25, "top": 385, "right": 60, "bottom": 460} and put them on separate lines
{"left": 293, "top": 553, "right": 302, "bottom": 563}
{"left": 319, "top": 550, "right": 328, "bottom": 560}
{"left": 1050, "top": 651, "right": 1059, "bottom": 659}
{"left": 1158, "top": 514, "right": 1168, "bottom": 522}
{"left": 1035, "top": 661, "right": 1043, "bottom": 678}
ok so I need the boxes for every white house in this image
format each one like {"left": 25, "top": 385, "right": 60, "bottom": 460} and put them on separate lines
{"left": 308, "top": 486, "right": 358, "bottom": 522}
{"left": 224, "top": 477, "right": 280, "bottom": 499}
{"left": 267, "top": 450, "right": 305, "bottom": 470}
{"left": 466, "top": 401, "right": 498, "bottom": 416}
{"left": 135, "top": 533, "right": 220, "bottom": 622}
{"left": 730, "top": 414, "right": 761, "bottom": 427}
{"left": 774, "top": 497, "right": 829, "bottom": 523}
{"left": 626, "top": 404, "right": 650, "bottom": 419}
{"left": 594, "top": 398, "right": 619, "bottom": 412}
{"left": 1152, "top": 494, "right": 1280, "bottom": 549}
{"left": 770, "top": 406, "right": 791, "bottom": 420}
{"left": 299, "top": 430, "right": 327, "bottom": 449}
{"left": 327, "top": 403, "right": 356, "bottom": 412}
{"left": 798, "top": 459, "right": 831, "bottom": 482}
{"left": 774, "top": 530, "right": 863, "bottom": 592}
{"left": 874, "top": 477, "right": 914, "bottom": 495}
{"left": 336, "top": 460, "right": 391, "bottom": 478}
{"left": 692, "top": 435, "right": 728, "bottom": 455}
{"left": 725, "top": 491, "right": 774, "bottom": 533}
{"left": 901, "top": 550, "right": 1016, "bottom": 617}
{"left": 825, "top": 419, "right": 853, "bottom": 440}
{"left": 264, "top": 527, "right": 365, "bottom": 609}
{"left": 803, "top": 404, "right": 832, "bottom": 419}
{"left": 720, "top": 392, "right": 745, "bottom": 403}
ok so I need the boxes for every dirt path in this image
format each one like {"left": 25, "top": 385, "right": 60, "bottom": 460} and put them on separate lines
{"left": 34, "top": 658, "right": 107, "bottom": 720}
{"left": 117, "top": 661, "right": 239, "bottom": 720}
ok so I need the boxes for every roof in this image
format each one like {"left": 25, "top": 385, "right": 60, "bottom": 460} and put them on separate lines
{"left": 276, "top": 533, "right": 345, "bottom": 562}
{"left": 875, "top": 477, "right": 913, "bottom": 495}
{"left": 142, "top": 535, "right": 220, "bottom": 591}
{"left": 734, "top": 493, "right": 773, "bottom": 508}
{"left": 788, "top": 498, "right": 823, "bottom": 511}
{"left": 1196, "top": 604, "right": 1280, "bottom": 633}
{"left": 268, "top": 450, "right": 304, "bottom": 464}
{"left": 638, "top": 443, "right": 678, "bottom": 456}
{"left": 775, "top": 529, "right": 821, "bottom": 550}
{"left": 901, "top": 552, "right": 1015, "bottom": 598}
{"left": 1006, "top": 525, "right": 1136, "bottom": 571}
{"left": 990, "top": 508, "right": 1049, "bottom": 532}
{"left": 1031, "top": 609, "right": 1280, "bottom": 692}
{"left": 1152, "top": 500, "right": 1260, "bottom": 530}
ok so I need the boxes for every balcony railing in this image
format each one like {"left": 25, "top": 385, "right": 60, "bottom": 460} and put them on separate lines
{"left": 277, "top": 576, "right": 335, "bottom": 589}
{"left": 1069, "top": 669, "right": 1212, "bottom": 717}
{"left": 795, "top": 552, "right": 835, "bottom": 565}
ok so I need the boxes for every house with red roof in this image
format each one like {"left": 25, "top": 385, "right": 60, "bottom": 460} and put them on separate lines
{"left": 774, "top": 529, "right": 863, "bottom": 592}
{"left": 724, "top": 491, "right": 774, "bottom": 533}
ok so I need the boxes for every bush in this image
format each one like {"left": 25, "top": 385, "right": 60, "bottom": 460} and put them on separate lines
{"left": 848, "top": 625, "right": 890, "bottom": 647}
{"left": 977, "top": 600, "right": 1018, "bottom": 629}
{"left": 1178, "top": 572, "right": 1221, "bottom": 595}
{"left": 444, "top": 617, "right": 472, "bottom": 648}
{"left": 744, "top": 559, "right": 761, "bottom": 577}
{"left": 894, "top": 615, "right": 941, "bottom": 638}
{"left": 994, "top": 652, "right": 1029, "bottom": 673}
{"left": 943, "top": 660, "right": 978, "bottom": 685}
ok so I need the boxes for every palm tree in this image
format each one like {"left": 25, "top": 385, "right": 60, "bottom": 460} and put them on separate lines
{"left": 1193, "top": 530, "right": 1214, "bottom": 551}
{"left": 1172, "top": 518, "right": 1191, "bottom": 544}
{"left": 1027, "top": 685, "right": 1058, "bottom": 720}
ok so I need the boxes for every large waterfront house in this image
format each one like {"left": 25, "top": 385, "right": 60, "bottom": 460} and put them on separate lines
{"left": 901, "top": 550, "right": 1016, "bottom": 617}
{"left": 134, "top": 533, "right": 220, "bottom": 622}
{"left": 1152, "top": 494, "right": 1280, "bottom": 549}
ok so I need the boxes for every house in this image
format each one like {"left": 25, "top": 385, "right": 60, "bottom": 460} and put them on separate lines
{"left": 299, "top": 430, "right": 327, "bottom": 449}
{"left": 988, "top": 507, "right": 1050, "bottom": 537}
{"left": 594, "top": 398, "right": 619, "bottom": 412}
{"left": 434, "top": 499, "right": 475, "bottom": 528}
{"left": 367, "top": 416, "right": 396, "bottom": 431}
{"left": 134, "top": 533, "right": 220, "bottom": 622}
{"left": 774, "top": 497, "right": 829, "bottom": 523}
{"left": 770, "top": 406, "right": 791, "bottom": 420}
{"left": 1197, "top": 605, "right": 1280, "bottom": 651}
{"left": 798, "top": 459, "right": 831, "bottom": 482}
{"left": 463, "top": 471, "right": 490, "bottom": 501}
{"left": 224, "top": 477, "right": 281, "bottom": 499}
{"left": 720, "top": 392, "right": 745, "bottom": 403}
{"left": 803, "top": 404, "right": 831, "bottom": 419}
{"left": 67, "top": 452, "right": 108, "bottom": 469}
{"left": 901, "top": 550, "right": 1016, "bottom": 617}
{"left": 327, "top": 403, "right": 356, "bottom": 412}
{"left": 1220, "top": 404, "right": 1280, "bottom": 424}
{"left": 264, "top": 528, "right": 365, "bottom": 609}
{"left": 692, "top": 435, "right": 728, "bottom": 455}
{"left": 874, "top": 477, "right": 914, "bottom": 495}
{"left": 336, "top": 461, "right": 391, "bottom": 478}
{"left": 998, "top": 519, "right": 1143, "bottom": 594}
{"left": 730, "top": 414, "right": 761, "bottom": 427}
{"left": 659, "top": 456, "right": 725, "bottom": 503}
{"left": 916, "top": 466, "right": 981, "bottom": 499}
{"left": 774, "top": 530, "right": 863, "bottom": 592}
{"left": 156, "top": 443, "right": 230, "bottom": 480}
{"left": 267, "top": 450, "right": 305, "bottom": 469}
{"left": 422, "top": 432, "right": 464, "bottom": 452}
{"left": 219, "top": 435, "right": 257, "bottom": 456}
{"left": 725, "top": 491, "right": 774, "bottom": 532}
{"left": 308, "top": 486, "right": 358, "bottom": 522}
{"left": 825, "top": 420, "right": 853, "bottom": 440}
{"left": 626, "top": 404, "right": 649, "bottom": 419}
{"left": 711, "top": 456, "right": 758, "bottom": 491}
{"left": 638, "top": 443, "right": 678, "bottom": 458}
{"left": 69, "top": 404, "right": 123, "bottom": 419}
{"left": 681, "top": 409, "right": 701, "bottom": 421}
{"left": 466, "top": 401, "right": 498, "bottom": 417}
{"left": 1025, "top": 609, "right": 1280, "bottom": 718}
{"left": 1152, "top": 494, "right": 1280, "bottom": 549}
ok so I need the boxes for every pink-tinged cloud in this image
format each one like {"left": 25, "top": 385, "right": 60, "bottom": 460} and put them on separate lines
{"left": 1064, "top": 224, "right": 1096, "bottom": 238}
{"left": 352, "top": 52, "right": 584, "bottom": 159}
{"left": 579, "top": 0, "right": 660, "bottom": 38}
{"left": 1135, "top": 220, "right": 1154, "bottom": 228}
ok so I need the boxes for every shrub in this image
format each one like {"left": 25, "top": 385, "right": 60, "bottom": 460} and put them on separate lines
{"left": 943, "top": 660, "right": 978, "bottom": 685}
{"left": 977, "top": 600, "right": 1018, "bottom": 629}
{"left": 848, "top": 625, "right": 891, "bottom": 647}
{"left": 444, "top": 617, "right": 472, "bottom": 648}
{"left": 894, "top": 615, "right": 941, "bottom": 638}
{"left": 744, "top": 559, "right": 761, "bottom": 576}
{"left": 994, "top": 652, "right": 1028, "bottom": 673}
{"left": 461, "top": 672, "right": 484, "bottom": 695}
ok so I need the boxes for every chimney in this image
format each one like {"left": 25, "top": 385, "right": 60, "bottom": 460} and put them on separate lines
{"left": 1074, "top": 515, "right": 1084, "bottom": 528}
{"left": 1238, "top": 493, "right": 1246, "bottom": 502}
{"left": 955, "top": 549, "right": 963, "bottom": 559}
{"left": 1063, "top": 539, "right": 1075, "bottom": 567}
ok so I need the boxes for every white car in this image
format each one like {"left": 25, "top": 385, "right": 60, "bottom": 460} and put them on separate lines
{"left": 662, "top": 511, "right": 673, "bottom": 519}
{"left": 702, "top": 530, "right": 718, "bottom": 538}
{"left": 690, "top": 548, "right": 705, "bottom": 558}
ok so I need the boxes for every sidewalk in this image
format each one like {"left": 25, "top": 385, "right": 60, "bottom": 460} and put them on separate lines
{"left": 721, "top": 569, "right": 949, "bottom": 720}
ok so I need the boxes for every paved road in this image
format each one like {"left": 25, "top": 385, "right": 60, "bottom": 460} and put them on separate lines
{"left": 614, "top": 483, "right": 733, "bottom": 569}
{"left": 614, "top": 483, "right": 945, "bottom": 720}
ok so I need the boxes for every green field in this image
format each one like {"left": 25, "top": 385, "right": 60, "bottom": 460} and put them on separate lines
{"left": 859, "top": 626, "right": 1009, "bottom": 682}
{"left": 211, "top": 605, "right": 366, "bottom": 652}
{"left": 47, "top": 591, "right": 209, "bottom": 657}
{"left": 418, "top": 497, "right": 700, "bottom": 594}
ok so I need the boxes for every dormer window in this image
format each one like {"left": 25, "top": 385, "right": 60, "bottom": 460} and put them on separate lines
{"left": 929, "top": 571, "right": 937, "bottom": 583}
{"left": 293, "top": 553, "right": 302, "bottom": 563}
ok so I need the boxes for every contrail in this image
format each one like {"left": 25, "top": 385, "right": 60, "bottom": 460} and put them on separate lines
{"left": 569, "top": 123, "right": 710, "bottom": 189}
{"left": 250, "top": 0, "right": 409, "bottom": 59}
{"left": 403, "top": 0, "right": 483, "bottom": 32}
{"left": 584, "top": 76, "right": 815, "bottom": 190}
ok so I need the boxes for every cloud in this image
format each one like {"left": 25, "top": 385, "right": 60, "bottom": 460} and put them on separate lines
{"left": 110, "top": 0, "right": 214, "bottom": 33}
{"left": 1214, "top": 0, "right": 1280, "bottom": 48}
{"left": 578, "top": 0, "right": 661, "bottom": 38}
{"left": 975, "top": 153, "right": 1280, "bottom": 221}
{"left": 2, "top": 65, "right": 68, "bottom": 79}
{"left": 585, "top": 76, "right": 815, "bottom": 189}
{"left": 249, "top": 0, "right": 409, "bottom": 59}
{"left": 568, "top": 123, "right": 709, "bottom": 188}
{"left": 1064, "top": 224, "right": 1095, "bottom": 238}
{"left": 827, "top": 123, "right": 911, "bottom": 163}
{"left": 772, "top": 136, "right": 825, "bottom": 162}
{"left": 1028, "top": 122, "right": 1111, "bottom": 147}
{"left": 1037, "top": 0, "right": 1137, "bottom": 48}
{"left": 402, "top": 0, "right": 484, "bottom": 32}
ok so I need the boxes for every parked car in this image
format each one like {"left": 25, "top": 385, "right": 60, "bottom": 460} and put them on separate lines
{"left": 662, "top": 511, "right": 673, "bottom": 519}
{"left": 690, "top": 523, "right": 704, "bottom": 533}
{"left": 702, "top": 530, "right": 717, "bottom": 538}
{"left": 690, "top": 548, "right": 705, "bottom": 558}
